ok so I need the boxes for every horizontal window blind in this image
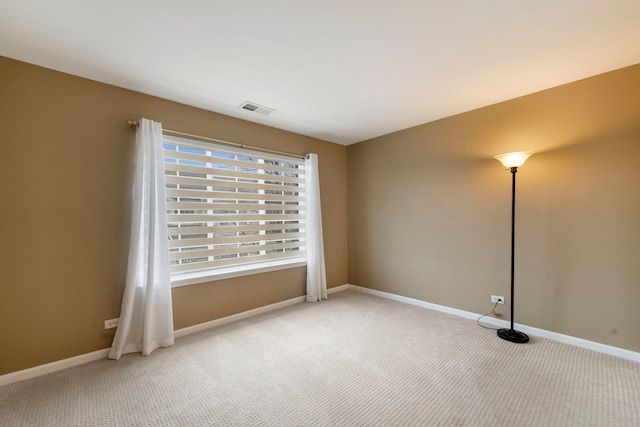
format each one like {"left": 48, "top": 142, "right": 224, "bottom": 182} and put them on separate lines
{"left": 163, "top": 135, "right": 306, "bottom": 277}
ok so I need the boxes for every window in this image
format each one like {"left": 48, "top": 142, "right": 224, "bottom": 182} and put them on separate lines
{"left": 163, "top": 135, "right": 306, "bottom": 286}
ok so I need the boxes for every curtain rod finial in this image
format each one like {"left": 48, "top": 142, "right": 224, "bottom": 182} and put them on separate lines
{"left": 128, "top": 120, "right": 139, "bottom": 130}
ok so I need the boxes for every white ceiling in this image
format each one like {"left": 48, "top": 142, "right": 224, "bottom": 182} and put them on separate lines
{"left": 1, "top": 1, "right": 639, "bottom": 145}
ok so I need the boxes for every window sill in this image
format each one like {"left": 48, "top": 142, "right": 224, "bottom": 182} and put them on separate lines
{"left": 171, "top": 257, "right": 307, "bottom": 288}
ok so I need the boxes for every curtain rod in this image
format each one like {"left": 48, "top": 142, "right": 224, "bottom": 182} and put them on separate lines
{"left": 127, "top": 120, "right": 307, "bottom": 160}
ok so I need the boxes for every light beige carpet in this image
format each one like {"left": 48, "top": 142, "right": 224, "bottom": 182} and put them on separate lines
{"left": 1, "top": 290, "right": 639, "bottom": 426}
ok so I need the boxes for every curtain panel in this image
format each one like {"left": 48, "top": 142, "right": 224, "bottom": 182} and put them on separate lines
{"left": 109, "top": 118, "right": 174, "bottom": 360}
{"left": 305, "top": 153, "right": 327, "bottom": 302}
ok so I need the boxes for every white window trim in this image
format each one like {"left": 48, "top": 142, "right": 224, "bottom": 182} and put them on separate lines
{"left": 171, "top": 257, "right": 307, "bottom": 287}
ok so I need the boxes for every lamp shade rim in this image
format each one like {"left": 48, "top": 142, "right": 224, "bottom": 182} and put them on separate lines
{"left": 494, "top": 151, "right": 535, "bottom": 168}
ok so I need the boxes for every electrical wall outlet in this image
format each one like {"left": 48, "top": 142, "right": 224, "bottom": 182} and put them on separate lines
{"left": 104, "top": 318, "right": 119, "bottom": 329}
{"left": 491, "top": 295, "right": 505, "bottom": 304}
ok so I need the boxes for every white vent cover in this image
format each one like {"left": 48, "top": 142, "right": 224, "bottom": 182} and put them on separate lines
{"left": 239, "top": 101, "right": 275, "bottom": 115}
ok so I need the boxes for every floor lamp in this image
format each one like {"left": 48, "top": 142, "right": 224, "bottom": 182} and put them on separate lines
{"left": 494, "top": 151, "right": 534, "bottom": 344}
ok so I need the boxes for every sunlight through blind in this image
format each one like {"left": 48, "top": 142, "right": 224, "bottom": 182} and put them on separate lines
{"left": 163, "top": 135, "right": 306, "bottom": 277}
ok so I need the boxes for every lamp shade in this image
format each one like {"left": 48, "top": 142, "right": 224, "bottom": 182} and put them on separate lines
{"left": 494, "top": 151, "right": 535, "bottom": 168}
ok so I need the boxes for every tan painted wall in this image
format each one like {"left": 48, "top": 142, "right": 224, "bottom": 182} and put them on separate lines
{"left": 2, "top": 54, "right": 638, "bottom": 376}
{"left": 0, "top": 56, "right": 348, "bottom": 375}
{"left": 348, "top": 64, "right": 640, "bottom": 352}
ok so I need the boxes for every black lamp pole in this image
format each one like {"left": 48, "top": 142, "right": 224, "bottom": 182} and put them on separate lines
{"left": 497, "top": 166, "right": 529, "bottom": 343}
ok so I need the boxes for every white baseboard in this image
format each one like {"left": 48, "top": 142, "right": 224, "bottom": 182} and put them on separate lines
{"left": 0, "top": 348, "right": 110, "bottom": 387}
{"left": 174, "top": 285, "right": 347, "bottom": 339}
{"left": 327, "top": 284, "right": 349, "bottom": 294}
{"left": 345, "top": 284, "right": 640, "bottom": 363}
{"left": 4, "top": 283, "right": 636, "bottom": 386}
{"left": 174, "top": 295, "right": 306, "bottom": 338}
{"left": 1, "top": 293, "right": 310, "bottom": 386}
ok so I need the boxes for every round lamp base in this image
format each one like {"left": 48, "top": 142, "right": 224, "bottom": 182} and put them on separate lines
{"left": 497, "top": 328, "right": 529, "bottom": 343}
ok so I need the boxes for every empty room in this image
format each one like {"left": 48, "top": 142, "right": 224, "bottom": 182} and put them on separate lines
{"left": 1, "top": 1, "right": 639, "bottom": 426}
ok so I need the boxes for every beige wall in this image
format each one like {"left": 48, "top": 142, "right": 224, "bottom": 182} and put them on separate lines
{"left": 0, "top": 56, "right": 348, "bottom": 375}
{"left": 1, "top": 55, "right": 638, "bottom": 376}
{"left": 348, "top": 64, "right": 640, "bottom": 352}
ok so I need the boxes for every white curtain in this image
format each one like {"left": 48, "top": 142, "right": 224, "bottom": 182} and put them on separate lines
{"left": 109, "top": 118, "right": 174, "bottom": 360}
{"left": 305, "top": 153, "right": 327, "bottom": 302}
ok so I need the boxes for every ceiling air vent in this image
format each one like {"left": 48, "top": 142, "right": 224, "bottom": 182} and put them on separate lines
{"left": 240, "top": 101, "right": 275, "bottom": 115}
